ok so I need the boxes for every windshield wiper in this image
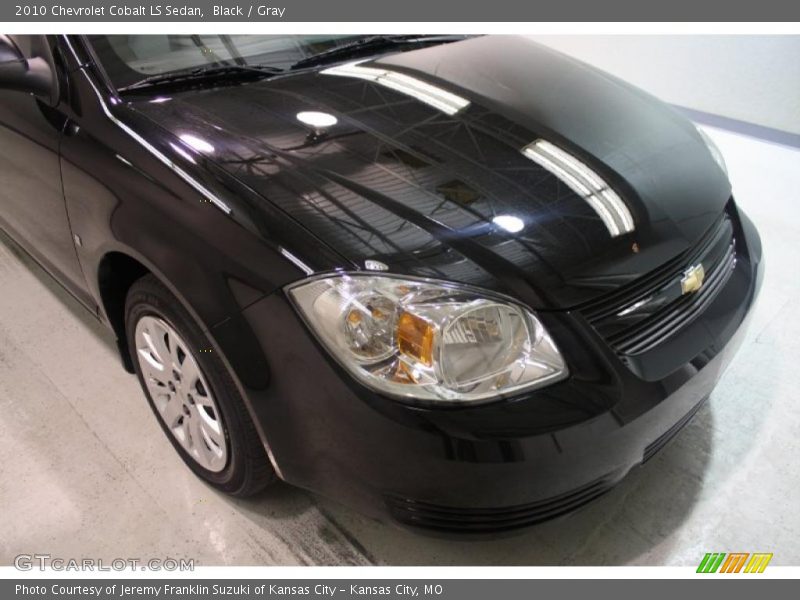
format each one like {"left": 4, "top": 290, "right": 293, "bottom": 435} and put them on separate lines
{"left": 290, "top": 35, "right": 469, "bottom": 71}
{"left": 119, "top": 63, "right": 284, "bottom": 93}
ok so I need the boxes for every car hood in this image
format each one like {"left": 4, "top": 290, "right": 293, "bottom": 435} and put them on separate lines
{"left": 130, "top": 35, "right": 731, "bottom": 309}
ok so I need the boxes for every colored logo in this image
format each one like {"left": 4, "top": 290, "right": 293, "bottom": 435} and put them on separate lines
{"left": 697, "top": 552, "right": 773, "bottom": 573}
{"left": 681, "top": 263, "right": 706, "bottom": 295}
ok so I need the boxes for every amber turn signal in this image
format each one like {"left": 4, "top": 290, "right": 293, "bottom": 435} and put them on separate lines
{"left": 396, "top": 311, "right": 435, "bottom": 367}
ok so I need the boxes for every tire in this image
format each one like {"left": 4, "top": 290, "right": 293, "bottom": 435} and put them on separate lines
{"left": 125, "top": 274, "right": 275, "bottom": 496}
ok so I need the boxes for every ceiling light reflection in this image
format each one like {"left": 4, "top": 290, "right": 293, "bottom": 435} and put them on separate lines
{"left": 322, "top": 62, "right": 470, "bottom": 116}
{"left": 179, "top": 133, "right": 215, "bottom": 154}
{"left": 521, "top": 140, "right": 634, "bottom": 237}
{"left": 169, "top": 142, "right": 196, "bottom": 164}
{"left": 297, "top": 111, "right": 338, "bottom": 129}
{"left": 492, "top": 215, "right": 525, "bottom": 233}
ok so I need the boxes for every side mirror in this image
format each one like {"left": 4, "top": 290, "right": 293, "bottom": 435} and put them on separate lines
{"left": 0, "top": 35, "right": 57, "bottom": 103}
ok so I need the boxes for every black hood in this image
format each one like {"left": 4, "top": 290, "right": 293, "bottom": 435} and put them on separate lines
{"left": 130, "top": 35, "right": 731, "bottom": 309}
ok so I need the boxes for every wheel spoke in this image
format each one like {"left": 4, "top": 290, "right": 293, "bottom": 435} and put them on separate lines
{"left": 193, "top": 393, "right": 215, "bottom": 409}
{"left": 137, "top": 333, "right": 165, "bottom": 371}
{"left": 149, "top": 321, "right": 173, "bottom": 367}
{"left": 198, "top": 409, "right": 224, "bottom": 449}
{"left": 181, "top": 355, "right": 203, "bottom": 390}
{"left": 139, "top": 360, "right": 167, "bottom": 387}
{"left": 178, "top": 415, "right": 191, "bottom": 446}
{"left": 187, "top": 412, "right": 210, "bottom": 460}
{"left": 169, "top": 334, "right": 184, "bottom": 372}
{"left": 161, "top": 397, "right": 184, "bottom": 429}
{"left": 198, "top": 430, "right": 221, "bottom": 464}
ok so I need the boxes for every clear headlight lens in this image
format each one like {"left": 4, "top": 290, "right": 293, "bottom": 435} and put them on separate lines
{"left": 287, "top": 274, "right": 568, "bottom": 403}
{"left": 696, "top": 125, "right": 728, "bottom": 176}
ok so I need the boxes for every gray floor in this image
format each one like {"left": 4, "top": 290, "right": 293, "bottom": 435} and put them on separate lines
{"left": 0, "top": 127, "right": 798, "bottom": 566}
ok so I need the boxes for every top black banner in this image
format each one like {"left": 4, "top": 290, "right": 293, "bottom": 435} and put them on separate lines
{"left": 4, "top": 0, "right": 800, "bottom": 22}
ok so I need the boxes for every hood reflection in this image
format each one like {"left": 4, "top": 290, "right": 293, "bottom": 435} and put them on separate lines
{"left": 492, "top": 215, "right": 525, "bottom": 233}
{"left": 296, "top": 111, "right": 338, "bottom": 129}
{"left": 179, "top": 133, "right": 215, "bottom": 154}
{"left": 322, "top": 61, "right": 470, "bottom": 116}
{"left": 129, "top": 34, "right": 731, "bottom": 307}
{"left": 521, "top": 140, "right": 634, "bottom": 237}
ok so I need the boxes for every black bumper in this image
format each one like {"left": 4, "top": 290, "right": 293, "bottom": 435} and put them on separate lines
{"left": 218, "top": 205, "right": 763, "bottom": 533}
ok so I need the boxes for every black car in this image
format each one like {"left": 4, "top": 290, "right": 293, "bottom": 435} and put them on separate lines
{"left": 0, "top": 34, "right": 763, "bottom": 532}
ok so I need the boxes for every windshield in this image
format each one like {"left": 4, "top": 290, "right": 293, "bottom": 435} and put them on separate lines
{"left": 87, "top": 35, "right": 367, "bottom": 89}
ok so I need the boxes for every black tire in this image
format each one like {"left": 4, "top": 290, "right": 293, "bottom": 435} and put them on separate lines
{"left": 125, "top": 273, "right": 275, "bottom": 496}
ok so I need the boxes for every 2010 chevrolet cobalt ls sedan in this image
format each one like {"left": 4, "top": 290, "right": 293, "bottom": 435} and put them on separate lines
{"left": 0, "top": 34, "right": 763, "bottom": 532}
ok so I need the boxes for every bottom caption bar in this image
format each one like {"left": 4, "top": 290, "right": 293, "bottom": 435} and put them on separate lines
{"left": 4, "top": 580, "right": 792, "bottom": 599}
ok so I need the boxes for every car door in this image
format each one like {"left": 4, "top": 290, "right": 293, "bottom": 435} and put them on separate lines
{"left": 0, "top": 34, "right": 92, "bottom": 307}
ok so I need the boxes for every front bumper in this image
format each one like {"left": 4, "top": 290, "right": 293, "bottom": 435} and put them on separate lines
{"left": 221, "top": 205, "right": 763, "bottom": 533}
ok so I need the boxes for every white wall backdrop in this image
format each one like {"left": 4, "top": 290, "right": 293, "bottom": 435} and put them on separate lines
{"left": 531, "top": 35, "right": 800, "bottom": 135}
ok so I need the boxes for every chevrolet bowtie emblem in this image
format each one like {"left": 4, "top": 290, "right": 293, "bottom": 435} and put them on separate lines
{"left": 681, "top": 264, "right": 706, "bottom": 295}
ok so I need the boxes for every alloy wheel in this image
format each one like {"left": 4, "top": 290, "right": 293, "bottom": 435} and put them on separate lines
{"left": 134, "top": 315, "right": 228, "bottom": 472}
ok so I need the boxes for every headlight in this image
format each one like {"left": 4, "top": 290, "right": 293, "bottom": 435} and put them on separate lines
{"left": 287, "top": 274, "right": 568, "bottom": 404}
{"left": 696, "top": 125, "right": 728, "bottom": 176}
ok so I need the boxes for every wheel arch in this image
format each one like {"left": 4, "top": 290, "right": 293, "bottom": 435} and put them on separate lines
{"left": 95, "top": 248, "right": 223, "bottom": 374}
{"left": 97, "top": 251, "right": 151, "bottom": 372}
{"left": 93, "top": 247, "right": 281, "bottom": 477}
{"left": 94, "top": 248, "right": 273, "bottom": 411}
